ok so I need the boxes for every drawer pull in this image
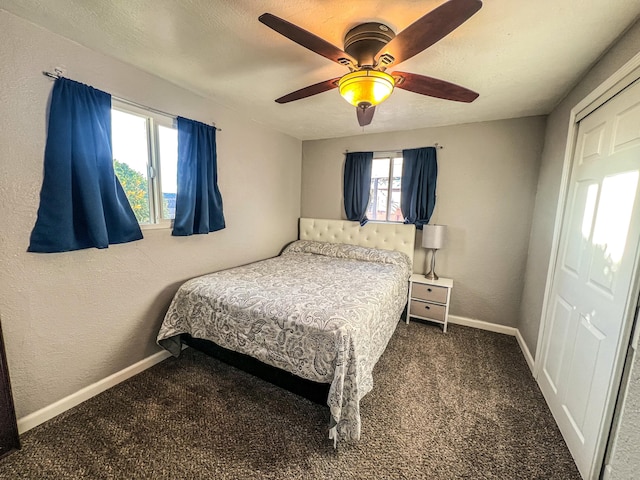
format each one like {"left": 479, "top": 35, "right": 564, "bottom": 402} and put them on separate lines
{"left": 427, "top": 288, "right": 432, "bottom": 292}
{"left": 424, "top": 305, "right": 430, "bottom": 309}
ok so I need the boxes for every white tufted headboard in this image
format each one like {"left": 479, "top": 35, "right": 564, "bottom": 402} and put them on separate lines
{"left": 299, "top": 218, "right": 416, "bottom": 267}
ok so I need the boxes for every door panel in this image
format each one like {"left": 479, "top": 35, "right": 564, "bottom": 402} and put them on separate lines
{"left": 564, "top": 315, "right": 604, "bottom": 433}
{"left": 563, "top": 181, "right": 598, "bottom": 275}
{"left": 588, "top": 171, "right": 639, "bottom": 294}
{"left": 538, "top": 80, "right": 640, "bottom": 479}
{"left": 543, "top": 296, "right": 573, "bottom": 393}
{"left": 579, "top": 122, "right": 606, "bottom": 164}
{"left": 612, "top": 101, "right": 640, "bottom": 151}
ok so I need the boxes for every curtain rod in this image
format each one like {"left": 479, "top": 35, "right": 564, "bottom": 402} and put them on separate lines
{"left": 42, "top": 70, "right": 222, "bottom": 132}
{"left": 344, "top": 143, "right": 443, "bottom": 154}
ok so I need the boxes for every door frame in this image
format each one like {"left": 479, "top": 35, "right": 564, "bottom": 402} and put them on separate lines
{"left": 533, "top": 51, "right": 640, "bottom": 479}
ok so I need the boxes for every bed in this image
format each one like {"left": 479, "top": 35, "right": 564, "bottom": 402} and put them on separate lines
{"left": 157, "top": 218, "right": 416, "bottom": 443}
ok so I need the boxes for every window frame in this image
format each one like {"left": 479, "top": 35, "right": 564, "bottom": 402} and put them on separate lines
{"left": 111, "top": 100, "right": 177, "bottom": 229}
{"left": 368, "top": 151, "right": 404, "bottom": 223}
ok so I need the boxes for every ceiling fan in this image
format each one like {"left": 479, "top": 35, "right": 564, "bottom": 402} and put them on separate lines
{"left": 259, "top": 0, "right": 482, "bottom": 127}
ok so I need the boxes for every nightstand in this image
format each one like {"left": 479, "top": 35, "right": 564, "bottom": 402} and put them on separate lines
{"left": 407, "top": 274, "right": 453, "bottom": 332}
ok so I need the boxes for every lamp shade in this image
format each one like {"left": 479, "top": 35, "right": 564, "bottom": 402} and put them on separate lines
{"left": 422, "top": 224, "right": 447, "bottom": 249}
{"left": 338, "top": 70, "right": 395, "bottom": 108}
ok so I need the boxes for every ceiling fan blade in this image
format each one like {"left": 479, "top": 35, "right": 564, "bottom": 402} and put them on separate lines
{"left": 259, "top": 13, "right": 355, "bottom": 66}
{"left": 357, "top": 106, "right": 376, "bottom": 126}
{"left": 393, "top": 71, "right": 479, "bottom": 103}
{"left": 377, "top": 0, "right": 482, "bottom": 67}
{"left": 275, "top": 77, "right": 341, "bottom": 104}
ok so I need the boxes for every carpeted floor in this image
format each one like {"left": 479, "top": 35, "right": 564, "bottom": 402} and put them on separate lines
{"left": 0, "top": 323, "right": 580, "bottom": 479}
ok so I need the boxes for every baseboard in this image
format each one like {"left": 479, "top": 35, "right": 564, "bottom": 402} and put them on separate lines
{"left": 448, "top": 315, "right": 535, "bottom": 374}
{"left": 17, "top": 317, "right": 536, "bottom": 434}
{"left": 448, "top": 315, "right": 517, "bottom": 336}
{"left": 17, "top": 349, "right": 173, "bottom": 434}
{"left": 515, "top": 329, "right": 535, "bottom": 374}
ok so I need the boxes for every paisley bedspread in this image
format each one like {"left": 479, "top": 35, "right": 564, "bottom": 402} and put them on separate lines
{"left": 157, "top": 240, "right": 411, "bottom": 442}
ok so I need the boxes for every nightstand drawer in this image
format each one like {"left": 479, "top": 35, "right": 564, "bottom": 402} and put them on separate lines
{"left": 409, "top": 300, "right": 446, "bottom": 322}
{"left": 411, "top": 283, "right": 448, "bottom": 304}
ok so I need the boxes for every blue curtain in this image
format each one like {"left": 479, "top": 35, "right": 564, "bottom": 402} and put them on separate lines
{"left": 28, "top": 78, "right": 143, "bottom": 253}
{"left": 343, "top": 152, "right": 373, "bottom": 226}
{"left": 401, "top": 147, "right": 438, "bottom": 230}
{"left": 172, "top": 117, "right": 225, "bottom": 236}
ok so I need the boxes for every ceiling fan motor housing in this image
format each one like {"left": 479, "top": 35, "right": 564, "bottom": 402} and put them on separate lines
{"left": 344, "top": 22, "right": 395, "bottom": 67}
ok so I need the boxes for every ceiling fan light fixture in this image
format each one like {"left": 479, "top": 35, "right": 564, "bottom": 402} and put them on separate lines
{"left": 338, "top": 70, "right": 395, "bottom": 108}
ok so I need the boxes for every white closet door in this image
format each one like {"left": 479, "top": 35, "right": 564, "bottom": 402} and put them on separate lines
{"left": 538, "top": 79, "right": 640, "bottom": 479}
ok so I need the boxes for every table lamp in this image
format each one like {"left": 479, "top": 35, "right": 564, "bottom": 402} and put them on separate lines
{"left": 422, "top": 224, "right": 447, "bottom": 280}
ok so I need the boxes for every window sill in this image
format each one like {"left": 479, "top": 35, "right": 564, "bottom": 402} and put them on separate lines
{"left": 140, "top": 221, "right": 173, "bottom": 231}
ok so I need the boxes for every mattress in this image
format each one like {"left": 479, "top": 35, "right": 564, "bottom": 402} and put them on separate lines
{"left": 157, "top": 240, "right": 411, "bottom": 442}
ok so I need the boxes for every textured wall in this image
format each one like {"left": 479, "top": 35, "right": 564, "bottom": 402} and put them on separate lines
{"left": 301, "top": 117, "right": 546, "bottom": 327}
{"left": 518, "top": 19, "right": 640, "bottom": 355}
{"left": 607, "top": 348, "right": 640, "bottom": 479}
{"left": 515, "top": 18, "right": 640, "bottom": 478}
{"left": 0, "top": 10, "right": 302, "bottom": 418}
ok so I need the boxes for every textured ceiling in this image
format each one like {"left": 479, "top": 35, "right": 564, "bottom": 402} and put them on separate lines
{"left": 2, "top": 0, "right": 640, "bottom": 140}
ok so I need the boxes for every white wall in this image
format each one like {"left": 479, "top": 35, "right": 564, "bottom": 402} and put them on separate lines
{"left": 516, "top": 18, "right": 640, "bottom": 478}
{"left": 301, "top": 117, "right": 546, "bottom": 327}
{"left": 0, "top": 10, "right": 302, "bottom": 418}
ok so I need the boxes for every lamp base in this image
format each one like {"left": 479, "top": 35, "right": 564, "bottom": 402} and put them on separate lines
{"left": 424, "top": 248, "right": 439, "bottom": 281}
{"left": 424, "top": 271, "right": 439, "bottom": 281}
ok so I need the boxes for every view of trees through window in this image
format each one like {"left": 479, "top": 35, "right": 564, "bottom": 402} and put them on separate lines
{"left": 113, "top": 159, "right": 150, "bottom": 223}
{"left": 113, "top": 160, "right": 172, "bottom": 223}
{"left": 367, "top": 157, "right": 403, "bottom": 222}
{"left": 111, "top": 107, "right": 177, "bottom": 225}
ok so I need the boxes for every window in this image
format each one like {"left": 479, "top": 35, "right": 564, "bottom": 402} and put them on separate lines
{"left": 111, "top": 102, "right": 178, "bottom": 226}
{"left": 366, "top": 155, "right": 403, "bottom": 222}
